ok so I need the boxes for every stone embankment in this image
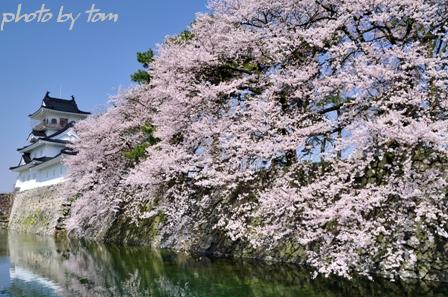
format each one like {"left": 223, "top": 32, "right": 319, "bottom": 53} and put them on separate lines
{"left": 8, "top": 185, "right": 68, "bottom": 235}
{"left": 0, "top": 193, "right": 13, "bottom": 229}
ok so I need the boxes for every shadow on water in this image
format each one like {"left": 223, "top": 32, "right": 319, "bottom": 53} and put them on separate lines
{"left": 0, "top": 230, "right": 447, "bottom": 297}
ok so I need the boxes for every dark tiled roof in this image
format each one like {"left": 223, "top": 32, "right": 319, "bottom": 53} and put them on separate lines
{"left": 61, "top": 148, "right": 77, "bottom": 155}
{"left": 28, "top": 130, "right": 47, "bottom": 142}
{"left": 17, "top": 138, "right": 69, "bottom": 152}
{"left": 46, "top": 122, "right": 75, "bottom": 139}
{"left": 31, "top": 130, "right": 47, "bottom": 138}
{"left": 9, "top": 158, "right": 41, "bottom": 171}
{"left": 9, "top": 150, "right": 76, "bottom": 171}
{"left": 29, "top": 92, "right": 91, "bottom": 116}
{"left": 17, "top": 122, "right": 77, "bottom": 154}
{"left": 33, "top": 156, "right": 54, "bottom": 163}
{"left": 30, "top": 122, "right": 76, "bottom": 142}
{"left": 23, "top": 153, "right": 31, "bottom": 164}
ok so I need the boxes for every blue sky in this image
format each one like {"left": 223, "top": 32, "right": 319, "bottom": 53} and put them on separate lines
{"left": 0, "top": 0, "right": 208, "bottom": 192}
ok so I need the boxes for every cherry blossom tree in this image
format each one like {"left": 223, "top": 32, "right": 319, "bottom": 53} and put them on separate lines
{"left": 65, "top": 0, "right": 448, "bottom": 280}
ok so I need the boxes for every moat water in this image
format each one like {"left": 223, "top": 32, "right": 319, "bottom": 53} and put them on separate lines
{"left": 0, "top": 231, "right": 447, "bottom": 297}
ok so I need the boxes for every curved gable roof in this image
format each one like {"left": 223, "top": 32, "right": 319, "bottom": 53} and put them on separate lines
{"left": 17, "top": 138, "right": 69, "bottom": 153}
{"left": 9, "top": 149, "right": 76, "bottom": 171}
{"left": 29, "top": 92, "right": 91, "bottom": 117}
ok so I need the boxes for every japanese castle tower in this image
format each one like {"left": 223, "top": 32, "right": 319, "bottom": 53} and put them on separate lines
{"left": 10, "top": 92, "right": 90, "bottom": 192}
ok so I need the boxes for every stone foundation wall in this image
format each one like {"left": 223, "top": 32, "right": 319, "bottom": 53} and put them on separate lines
{"left": 0, "top": 193, "right": 13, "bottom": 229}
{"left": 8, "top": 185, "right": 67, "bottom": 235}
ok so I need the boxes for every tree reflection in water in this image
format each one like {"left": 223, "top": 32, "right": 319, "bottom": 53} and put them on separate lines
{"left": 0, "top": 232, "right": 447, "bottom": 297}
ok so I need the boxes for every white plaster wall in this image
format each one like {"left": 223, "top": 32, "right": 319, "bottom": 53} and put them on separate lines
{"left": 14, "top": 110, "right": 85, "bottom": 192}
{"left": 43, "top": 115, "right": 85, "bottom": 126}
{"left": 52, "top": 128, "right": 79, "bottom": 142}
{"left": 30, "top": 144, "right": 63, "bottom": 159}
{"left": 15, "top": 163, "right": 67, "bottom": 192}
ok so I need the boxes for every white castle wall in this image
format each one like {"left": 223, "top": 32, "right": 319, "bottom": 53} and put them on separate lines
{"left": 15, "top": 163, "right": 67, "bottom": 192}
{"left": 29, "top": 144, "right": 63, "bottom": 159}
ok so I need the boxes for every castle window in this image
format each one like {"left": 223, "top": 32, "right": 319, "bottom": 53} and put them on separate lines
{"left": 51, "top": 118, "right": 57, "bottom": 125}
{"left": 60, "top": 118, "right": 68, "bottom": 126}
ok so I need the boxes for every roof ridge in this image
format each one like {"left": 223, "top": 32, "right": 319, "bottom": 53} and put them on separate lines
{"left": 17, "top": 138, "right": 70, "bottom": 152}
{"left": 44, "top": 91, "right": 75, "bottom": 102}
{"left": 32, "top": 91, "right": 90, "bottom": 116}
{"left": 9, "top": 150, "right": 75, "bottom": 171}
{"left": 46, "top": 122, "right": 75, "bottom": 139}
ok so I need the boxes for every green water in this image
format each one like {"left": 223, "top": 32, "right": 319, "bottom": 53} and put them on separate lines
{"left": 0, "top": 231, "right": 446, "bottom": 297}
